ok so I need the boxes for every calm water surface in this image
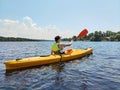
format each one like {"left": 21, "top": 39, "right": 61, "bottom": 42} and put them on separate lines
{"left": 0, "top": 42, "right": 120, "bottom": 90}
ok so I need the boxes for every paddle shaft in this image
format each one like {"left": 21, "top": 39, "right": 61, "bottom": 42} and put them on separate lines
{"left": 73, "top": 29, "right": 88, "bottom": 41}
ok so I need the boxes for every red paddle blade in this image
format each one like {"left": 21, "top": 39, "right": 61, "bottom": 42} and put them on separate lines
{"left": 77, "top": 29, "right": 88, "bottom": 38}
{"left": 65, "top": 49, "right": 73, "bottom": 54}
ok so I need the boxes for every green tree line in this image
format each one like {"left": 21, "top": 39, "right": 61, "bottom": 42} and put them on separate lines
{"left": 0, "top": 36, "right": 48, "bottom": 41}
{"left": 62, "top": 31, "right": 120, "bottom": 41}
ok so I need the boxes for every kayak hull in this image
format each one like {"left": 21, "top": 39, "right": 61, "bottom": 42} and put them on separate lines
{"left": 4, "top": 48, "right": 93, "bottom": 70}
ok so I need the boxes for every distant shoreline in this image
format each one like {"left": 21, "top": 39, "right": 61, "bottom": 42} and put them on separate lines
{"left": 0, "top": 40, "right": 53, "bottom": 42}
{"left": 0, "top": 36, "right": 53, "bottom": 42}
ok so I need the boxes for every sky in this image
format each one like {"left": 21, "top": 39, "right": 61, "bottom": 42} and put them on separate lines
{"left": 0, "top": 0, "right": 120, "bottom": 39}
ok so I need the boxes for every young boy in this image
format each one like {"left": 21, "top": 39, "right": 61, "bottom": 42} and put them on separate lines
{"left": 51, "top": 36, "right": 73, "bottom": 55}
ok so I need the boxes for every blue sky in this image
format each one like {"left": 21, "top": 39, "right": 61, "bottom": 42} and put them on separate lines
{"left": 0, "top": 0, "right": 120, "bottom": 39}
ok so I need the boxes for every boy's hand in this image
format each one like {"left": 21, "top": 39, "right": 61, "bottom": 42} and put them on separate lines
{"left": 69, "top": 40, "right": 73, "bottom": 44}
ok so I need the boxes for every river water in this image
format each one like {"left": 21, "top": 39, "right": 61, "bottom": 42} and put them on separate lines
{"left": 0, "top": 42, "right": 120, "bottom": 90}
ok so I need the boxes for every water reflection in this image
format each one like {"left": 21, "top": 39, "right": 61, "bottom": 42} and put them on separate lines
{"left": 51, "top": 60, "right": 90, "bottom": 90}
{"left": 51, "top": 63, "right": 65, "bottom": 89}
{"left": 51, "top": 63, "right": 65, "bottom": 72}
{"left": 80, "top": 71, "right": 89, "bottom": 90}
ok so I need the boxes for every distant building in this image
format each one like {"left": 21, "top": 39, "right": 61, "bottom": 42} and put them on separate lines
{"left": 105, "top": 37, "right": 110, "bottom": 41}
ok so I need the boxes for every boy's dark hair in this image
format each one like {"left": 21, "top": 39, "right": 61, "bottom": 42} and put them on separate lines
{"left": 55, "top": 36, "right": 61, "bottom": 42}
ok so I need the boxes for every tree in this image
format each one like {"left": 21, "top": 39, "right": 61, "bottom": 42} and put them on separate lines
{"left": 115, "top": 34, "right": 120, "bottom": 41}
{"left": 110, "top": 36, "right": 116, "bottom": 41}
{"left": 117, "top": 31, "right": 120, "bottom": 34}
{"left": 94, "top": 31, "right": 102, "bottom": 41}
{"left": 61, "top": 30, "right": 120, "bottom": 41}
{"left": 90, "top": 36, "right": 95, "bottom": 41}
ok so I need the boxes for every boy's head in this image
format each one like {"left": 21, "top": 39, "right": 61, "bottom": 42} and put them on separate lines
{"left": 55, "top": 36, "right": 61, "bottom": 43}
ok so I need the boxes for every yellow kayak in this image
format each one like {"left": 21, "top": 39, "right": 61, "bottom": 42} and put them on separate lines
{"left": 4, "top": 48, "right": 93, "bottom": 70}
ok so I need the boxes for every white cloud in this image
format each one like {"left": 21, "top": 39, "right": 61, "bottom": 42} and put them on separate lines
{"left": 0, "top": 16, "right": 74, "bottom": 40}
{"left": 0, "top": 19, "right": 19, "bottom": 26}
{"left": 23, "top": 16, "right": 37, "bottom": 27}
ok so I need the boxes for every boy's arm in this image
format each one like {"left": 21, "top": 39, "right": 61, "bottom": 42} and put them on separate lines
{"left": 59, "top": 40, "right": 73, "bottom": 48}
